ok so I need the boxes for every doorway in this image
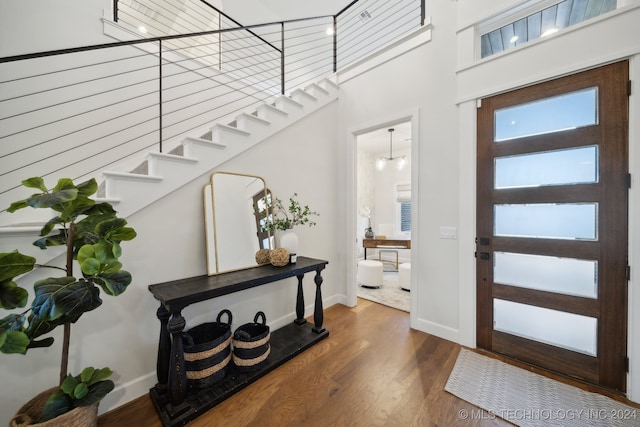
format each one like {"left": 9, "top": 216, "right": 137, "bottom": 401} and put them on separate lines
{"left": 355, "top": 121, "right": 412, "bottom": 312}
{"left": 476, "top": 61, "right": 629, "bottom": 391}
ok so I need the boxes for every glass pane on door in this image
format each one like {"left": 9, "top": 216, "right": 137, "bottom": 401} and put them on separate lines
{"left": 494, "top": 87, "right": 597, "bottom": 141}
{"left": 495, "top": 203, "right": 598, "bottom": 240}
{"left": 495, "top": 146, "right": 598, "bottom": 189}
{"left": 494, "top": 299, "right": 598, "bottom": 355}
{"left": 494, "top": 252, "right": 597, "bottom": 298}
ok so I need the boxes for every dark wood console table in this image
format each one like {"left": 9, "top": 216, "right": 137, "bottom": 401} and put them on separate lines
{"left": 148, "top": 256, "right": 329, "bottom": 427}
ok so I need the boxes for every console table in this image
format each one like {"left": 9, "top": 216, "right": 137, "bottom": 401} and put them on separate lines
{"left": 362, "top": 238, "right": 411, "bottom": 260}
{"left": 148, "top": 256, "right": 329, "bottom": 427}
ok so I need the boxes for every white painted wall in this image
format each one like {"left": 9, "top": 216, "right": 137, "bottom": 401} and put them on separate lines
{"left": 338, "top": 0, "right": 460, "bottom": 339}
{"left": 0, "top": 0, "right": 113, "bottom": 57}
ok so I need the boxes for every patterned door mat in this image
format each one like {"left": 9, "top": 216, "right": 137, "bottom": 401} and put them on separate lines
{"left": 445, "top": 349, "right": 639, "bottom": 427}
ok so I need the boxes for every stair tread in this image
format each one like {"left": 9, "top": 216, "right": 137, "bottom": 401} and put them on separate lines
{"left": 306, "top": 83, "right": 330, "bottom": 95}
{"left": 212, "top": 123, "right": 251, "bottom": 136}
{"left": 237, "top": 112, "right": 271, "bottom": 125}
{"left": 148, "top": 152, "right": 198, "bottom": 163}
{"left": 102, "top": 171, "right": 163, "bottom": 181}
{"left": 291, "top": 88, "right": 317, "bottom": 100}
{"left": 258, "top": 103, "right": 289, "bottom": 116}
{"left": 183, "top": 136, "right": 226, "bottom": 149}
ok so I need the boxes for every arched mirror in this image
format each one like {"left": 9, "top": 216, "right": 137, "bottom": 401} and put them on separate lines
{"left": 204, "top": 172, "right": 272, "bottom": 275}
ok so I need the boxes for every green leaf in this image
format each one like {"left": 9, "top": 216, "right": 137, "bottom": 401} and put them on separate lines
{"left": 25, "top": 188, "right": 78, "bottom": 210}
{"left": 73, "top": 382, "right": 89, "bottom": 400}
{"left": 0, "top": 252, "right": 34, "bottom": 309}
{"left": 31, "top": 277, "right": 78, "bottom": 321}
{"left": 0, "top": 281, "right": 28, "bottom": 309}
{"left": 52, "top": 178, "right": 75, "bottom": 193}
{"left": 27, "top": 280, "right": 101, "bottom": 339}
{"left": 29, "top": 278, "right": 102, "bottom": 339}
{"left": 77, "top": 244, "right": 95, "bottom": 263}
{"left": 0, "top": 330, "right": 30, "bottom": 354}
{"left": 41, "top": 390, "right": 72, "bottom": 422}
{"left": 78, "top": 245, "right": 101, "bottom": 276}
{"left": 80, "top": 366, "right": 96, "bottom": 383}
{"left": 0, "top": 251, "right": 36, "bottom": 282}
{"left": 80, "top": 258, "right": 101, "bottom": 276}
{"left": 32, "top": 231, "right": 67, "bottom": 249}
{"left": 57, "top": 195, "right": 95, "bottom": 221}
{"left": 40, "top": 216, "right": 65, "bottom": 237}
{"left": 74, "top": 380, "right": 114, "bottom": 407}
{"left": 6, "top": 200, "right": 28, "bottom": 213}
{"left": 83, "top": 202, "right": 116, "bottom": 217}
{"left": 61, "top": 374, "right": 79, "bottom": 396}
{"left": 95, "top": 218, "right": 127, "bottom": 237}
{"left": 22, "top": 177, "right": 47, "bottom": 192}
{"left": 0, "top": 313, "right": 26, "bottom": 332}
{"left": 24, "top": 317, "right": 63, "bottom": 340}
{"left": 93, "top": 271, "right": 131, "bottom": 296}
{"left": 27, "top": 337, "right": 55, "bottom": 349}
{"left": 92, "top": 241, "right": 109, "bottom": 263}
{"left": 102, "top": 260, "right": 122, "bottom": 275}
{"left": 76, "top": 178, "right": 98, "bottom": 197}
{"left": 106, "top": 227, "right": 137, "bottom": 242}
{"left": 111, "top": 241, "right": 122, "bottom": 258}
{"left": 87, "top": 367, "right": 113, "bottom": 386}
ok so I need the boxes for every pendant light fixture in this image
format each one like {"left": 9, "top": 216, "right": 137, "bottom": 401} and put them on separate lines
{"left": 376, "top": 128, "right": 407, "bottom": 171}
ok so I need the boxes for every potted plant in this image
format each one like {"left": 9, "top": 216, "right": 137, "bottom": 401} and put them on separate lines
{"left": 0, "top": 177, "right": 137, "bottom": 425}
{"left": 262, "top": 193, "right": 319, "bottom": 263}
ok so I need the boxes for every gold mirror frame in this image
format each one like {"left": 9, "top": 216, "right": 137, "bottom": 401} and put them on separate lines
{"left": 204, "top": 172, "right": 272, "bottom": 275}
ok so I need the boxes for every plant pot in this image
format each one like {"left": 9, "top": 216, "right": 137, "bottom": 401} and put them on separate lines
{"left": 10, "top": 387, "right": 98, "bottom": 427}
{"left": 278, "top": 229, "right": 299, "bottom": 263}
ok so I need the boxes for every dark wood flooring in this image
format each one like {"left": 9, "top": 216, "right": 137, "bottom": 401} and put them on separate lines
{"left": 98, "top": 299, "right": 639, "bottom": 426}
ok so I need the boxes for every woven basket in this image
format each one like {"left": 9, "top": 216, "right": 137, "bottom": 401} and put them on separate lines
{"left": 10, "top": 387, "right": 98, "bottom": 427}
{"left": 232, "top": 311, "right": 271, "bottom": 372}
{"left": 182, "top": 309, "right": 233, "bottom": 388}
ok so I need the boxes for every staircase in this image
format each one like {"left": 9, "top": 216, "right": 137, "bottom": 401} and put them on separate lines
{"left": 0, "top": 77, "right": 339, "bottom": 265}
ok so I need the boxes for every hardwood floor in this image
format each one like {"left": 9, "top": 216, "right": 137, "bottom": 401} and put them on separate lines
{"left": 98, "top": 299, "right": 637, "bottom": 427}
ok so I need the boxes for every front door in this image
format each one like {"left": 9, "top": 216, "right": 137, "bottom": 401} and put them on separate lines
{"left": 476, "top": 61, "right": 629, "bottom": 391}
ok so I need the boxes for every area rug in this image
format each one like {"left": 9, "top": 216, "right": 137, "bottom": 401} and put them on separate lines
{"left": 357, "top": 271, "right": 410, "bottom": 312}
{"left": 445, "top": 349, "right": 639, "bottom": 426}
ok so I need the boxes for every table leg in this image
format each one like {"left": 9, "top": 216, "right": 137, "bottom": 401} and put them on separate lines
{"left": 312, "top": 267, "right": 325, "bottom": 334}
{"left": 167, "top": 313, "right": 188, "bottom": 410}
{"left": 364, "top": 247, "right": 367, "bottom": 259}
{"left": 155, "top": 305, "right": 171, "bottom": 394}
{"left": 294, "top": 274, "right": 307, "bottom": 325}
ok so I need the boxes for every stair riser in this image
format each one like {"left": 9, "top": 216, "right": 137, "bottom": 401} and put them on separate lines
{"left": 2, "top": 77, "right": 339, "bottom": 268}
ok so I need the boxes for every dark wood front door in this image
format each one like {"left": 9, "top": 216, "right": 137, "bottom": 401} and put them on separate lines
{"left": 476, "top": 61, "right": 629, "bottom": 392}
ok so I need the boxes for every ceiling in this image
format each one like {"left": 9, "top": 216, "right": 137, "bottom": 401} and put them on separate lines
{"left": 358, "top": 121, "right": 411, "bottom": 155}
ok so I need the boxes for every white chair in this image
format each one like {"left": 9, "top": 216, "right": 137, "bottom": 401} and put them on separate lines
{"left": 399, "top": 263, "right": 410, "bottom": 291}
{"left": 357, "top": 260, "right": 383, "bottom": 289}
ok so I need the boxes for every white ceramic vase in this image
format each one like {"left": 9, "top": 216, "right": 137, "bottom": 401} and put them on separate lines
{"left": 279, "top": 229, "right": 299, "bottom": 263}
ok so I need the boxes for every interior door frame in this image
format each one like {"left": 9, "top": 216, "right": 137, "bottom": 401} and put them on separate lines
{"left": 475, "top": 61, "right": 629, "bottom": 392}
{"left": 345, "top": 108, "right": 420, "bottom": 321}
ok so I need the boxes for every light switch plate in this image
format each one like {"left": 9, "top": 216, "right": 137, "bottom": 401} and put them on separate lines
{"left": 439, "top": 226, "right": 457, "bottom": 239}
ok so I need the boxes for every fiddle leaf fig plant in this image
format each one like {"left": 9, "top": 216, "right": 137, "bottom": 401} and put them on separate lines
{"left": 0, "top": 176, "right": 136, "bottom": 420}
